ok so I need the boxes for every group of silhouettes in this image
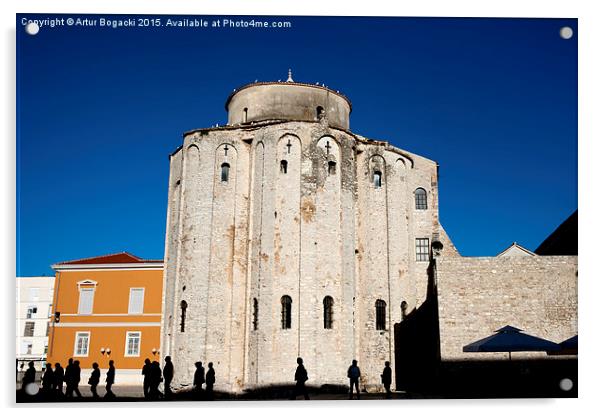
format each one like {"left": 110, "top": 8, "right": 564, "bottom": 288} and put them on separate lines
{"left": 291, "top": 358, "right": 392, "bottom": 400}
{"left": 21, "top": 356, "right": 393, "bottom": 400}
{"left": 20, "top": 358, "right": 116, "bottom": 399}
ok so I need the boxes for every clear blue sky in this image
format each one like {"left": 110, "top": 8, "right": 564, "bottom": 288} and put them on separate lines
{"left": 16, "top": 15, "right": 577, "bottom": 276}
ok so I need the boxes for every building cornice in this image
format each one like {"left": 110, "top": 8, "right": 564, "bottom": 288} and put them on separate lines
{"left": 52, "top": 262, "right": 164, "bottom": 271}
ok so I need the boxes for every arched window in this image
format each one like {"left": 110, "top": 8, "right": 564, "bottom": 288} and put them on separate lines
{"left": 243, "top": 108, "right": 248, "bottom": 123}
{"left": 375, "top": 299, "right": 386, "bottom": 330}
{"left": 328, "top": 161, "right": 336, "bottom": 175}
{"left": 323, "top": 296, "right": 334, "bottom": 329}
{"left": 373, "top": 171, "right": 382, "bottom": 188}
{"left": 221, "top": 163, "right": 230, "bottom": 182}
{"left": 281, "top": 295, "right": 292, "bottom": 329}
{"left": 180, "top": 300, "right": 188, "bottom": 333}
{"left": 316, "top": 106, "right": 325, "bottom": 120}
{"left": 280, "top": 160, "right": 288, "bottom": 174}
{"left": 415, "top": 188, "right": 427, "bottom": 210}
{"left": 252, "top": 298, "right": 258, "bottom": 331}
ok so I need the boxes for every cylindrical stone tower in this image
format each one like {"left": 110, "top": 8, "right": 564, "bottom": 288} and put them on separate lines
{"left": 160, "top": 73, "right": 454, "bottom": 394}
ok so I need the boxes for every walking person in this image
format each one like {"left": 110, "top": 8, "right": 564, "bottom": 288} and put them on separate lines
{"left": 72, "top": 360, "right": 82, "bottom": 398}
{"left": 21, "top": 361, "right": 36, "bottom": 391}
{"left": 64, "top": 358, "right": 74, "bottom": 397}
{"left": 205, "top": 362, "right": 215, "bottom": 400}
{"left": 142, "top": 358, "right": 151, "bottom": 399}
{"left": 347, "top": 359, "right": 361, "bottom": 399}
{"left": 41, "top": 363, "right": 55, "bottom": 397}
{"left": 54, "top": 363, "right": 64, "bottom": 396}
{"left": 149, "top": 361, "right": 163, "bottom": 399}
{"left": 381, "top": 361, "right": 392, "bottom": 399}
{"left": 105, "top": 360, "right": 116, "bottom": 398}
{"left": 88, "top": 362, "right": 100, "bottom": 399}
{"left": 163, "top": 356, "right": 174, "bottom": 398}
{"left": 290, "top": 357, "right": 310, "bottom": 400}
{"left": 193, "top": 361, "right": 205, "bottom": 396}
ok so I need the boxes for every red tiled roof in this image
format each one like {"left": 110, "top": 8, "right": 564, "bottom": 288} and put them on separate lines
{"left": 57, "top": 252, "right": 163, "bottom": 265}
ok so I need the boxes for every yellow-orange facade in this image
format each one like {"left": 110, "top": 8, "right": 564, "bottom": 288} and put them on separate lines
{"left": 47, "top": 253, "right": 163, "bottom": 372}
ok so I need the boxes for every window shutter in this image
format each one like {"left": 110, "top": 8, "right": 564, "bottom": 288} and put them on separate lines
{"left": 78, "top": 288, "right": 94, "bottom": 314}
{"left": 129, "top": 288, "right": 144, "bottom": 314}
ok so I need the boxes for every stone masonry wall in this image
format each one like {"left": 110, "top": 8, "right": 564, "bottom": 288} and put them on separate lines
{"left": 436, "top": 255, "right": 577, "bottom": 361}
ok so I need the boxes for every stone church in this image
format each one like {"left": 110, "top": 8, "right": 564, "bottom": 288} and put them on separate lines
{"left": 160, "top": 73, "right": 577, "bottom": 394}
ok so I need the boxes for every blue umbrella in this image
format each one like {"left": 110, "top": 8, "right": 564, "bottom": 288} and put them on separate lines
{"left": 463, "top": 325, "right": 561, "bottom": 360}
{"left": 548, "top": 335, "right": 577, "bottom": 355}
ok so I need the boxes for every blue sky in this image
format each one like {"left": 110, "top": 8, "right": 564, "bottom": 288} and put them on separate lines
{"left": 16, "top": 15, "right": 577, "bottom": 276}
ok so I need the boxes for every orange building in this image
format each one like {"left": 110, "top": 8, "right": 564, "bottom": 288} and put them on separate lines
{"left": 47, "top": 252, "right": 163, "bottom": 383}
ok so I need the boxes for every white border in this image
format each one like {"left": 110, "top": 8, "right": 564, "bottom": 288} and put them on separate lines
{"left": 5, "top": 1, "right": 601, "bottom": 414}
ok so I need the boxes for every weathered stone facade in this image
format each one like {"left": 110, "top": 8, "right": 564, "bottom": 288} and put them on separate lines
{"left": 160, "top": 79, "right": 457, "bottom": 393}
{"left": 435, "top": 255, "right": 578, "bottom": 361}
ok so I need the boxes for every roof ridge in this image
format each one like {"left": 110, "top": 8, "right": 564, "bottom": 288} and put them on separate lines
{"left": 56, "top": 251, "right": 143, "bottom": 265}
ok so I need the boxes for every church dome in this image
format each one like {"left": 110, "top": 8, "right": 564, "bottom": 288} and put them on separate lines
{"left": 225, "top": 71, "right": 352, "bottom": 130}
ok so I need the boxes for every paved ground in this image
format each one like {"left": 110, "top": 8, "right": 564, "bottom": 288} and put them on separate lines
{"left": 16, "top": 384, "right": 421, "bottom": 402}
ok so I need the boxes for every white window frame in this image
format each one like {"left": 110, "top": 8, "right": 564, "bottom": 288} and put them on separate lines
{"left": 415, "top": 238, "right": 430, "bottom": 262}
{"left": 124, "top": 331, "right": 141, "bottom": 357}
{"left": 128, "top": 288, "right": 145, "bottom": 315}
{"left": 73, "top": 331, "right": 90, "bottom": 357}
{"left": 77, "top": 285, "right": 96, "bottom": 315}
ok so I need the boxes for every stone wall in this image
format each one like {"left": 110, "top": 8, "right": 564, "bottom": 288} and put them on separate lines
{"left": 436, "top": 255, "right": 578, "bottom": 362}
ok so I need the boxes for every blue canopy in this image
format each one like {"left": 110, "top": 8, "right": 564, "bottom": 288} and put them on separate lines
{"left": 463, "top": 326, "right": 561, "bottom": 356}
{"left": 548, "top": 335, "right": 577, "bottom": 355}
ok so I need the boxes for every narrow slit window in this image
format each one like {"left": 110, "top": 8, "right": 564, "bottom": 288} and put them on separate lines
{"left": 243, "top": 108, "right": 248, "bottom": 123}
{"left": 221, "top": 163, "right": 230, "bottom": 182}
{"left": 280, "top": 160, "right": 288, "bottom": 174}
{"left": 328, "top": 161, "right": 336, "bottom": 175}
{"left": 281, "top": 295, "right": 292, "bottom": 329}
{"left": 415, "top": 188, "right": 428, "bottom": 210}
{"left": 316, "top": 106, "right": 324, "bottom": 120}
{"left": 180, "top": 300, "right": 188, "bottom": 333}
{"left": 376, "top": 299, "right": 386, "bottom": 330}
{"left": 401, "top": 301, "right": 408, "bottom": 320}
{"left": 374, "top": 171, "right": 382, "bottom": 188}
{"left": 252, "top": 298, "right": 258, "bottom": 330}
{"left": 323, "top": 296, "right": 334, "bottom": 329}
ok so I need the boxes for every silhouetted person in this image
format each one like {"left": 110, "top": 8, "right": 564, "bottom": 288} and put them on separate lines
{"left": 72, "top": 360, "right": 82, "bottom": 398}
{"left": 142, "top": 358, "right": 151, "bottom": 399}
{"left": 54, "top": 363, "right": 64, "bottom": 395}
{"left": 193, "top": 361, "right": 205, "bottom": 395}
{"left": 21, "top": 361, "right": 36, "bottom": 391}
{"left": 291, "top": 357, "right": 309, "bottom": 400}
{"left": 64, "top": 358, "right": 74, "bottom": 397}
{"left": 42, "top": 363, "right": 55, "bottom": 396}
{"left": 381, "top": 361, "right": 392, "bottom": 399}
{"left": 149, "top": 361, "right": 163, "bottom": 400}
{"left": 89, "top": 362, "right": 100, "bottom": 398}
{"left": 205, "top": 362, "right": 215, "bottom": 400}
{"left": 105, "top": 360, "right": 116, "bottom": 398}
{"left": 163, "top": 356, "right": 174, "bottom": 397}
{"left": 347, "top": 359, "right": 361, "bottom": 399}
